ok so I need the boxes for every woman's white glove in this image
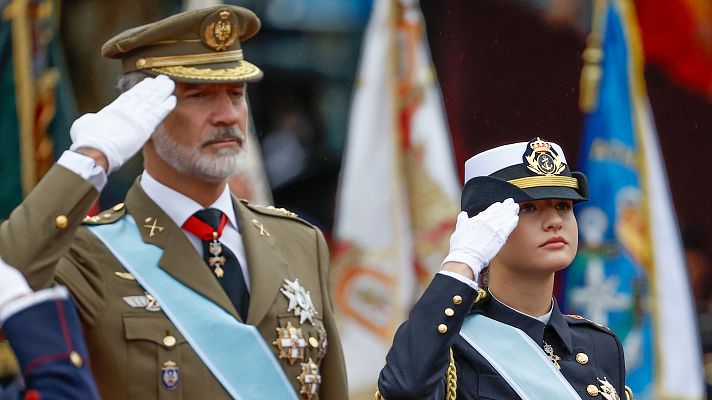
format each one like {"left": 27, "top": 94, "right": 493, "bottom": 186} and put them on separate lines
{"left": 70, "top": 74, "right": 177, "bottom": 172}
{"left": 442, "top": 198, "right": 520, "bottom": 281}
{"left": 0, "top": 258, "right": 31, "bottom": 312}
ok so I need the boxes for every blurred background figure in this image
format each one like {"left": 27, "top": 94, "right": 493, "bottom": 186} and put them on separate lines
{"left": 0, "top": 258, "right": 99, "bottom": 400}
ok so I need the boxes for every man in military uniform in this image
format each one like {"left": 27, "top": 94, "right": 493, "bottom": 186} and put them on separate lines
{"left": 378, "top": 139, "right": 630, "bottom": 399}
{"left": 0, "top": 258, "right": 100, "bottom": 399}
{"left": 0, "top": 5, "right": 346, "bottom": 399}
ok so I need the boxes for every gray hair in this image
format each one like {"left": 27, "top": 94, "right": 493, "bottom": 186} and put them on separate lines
{"left": 116, "top": 71, "right": 153, "bottom": 93}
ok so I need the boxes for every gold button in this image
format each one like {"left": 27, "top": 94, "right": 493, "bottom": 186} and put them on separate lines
{"left": 453, "top": 295, "right": 462, "bottom": 305}
{"left": 113, "top": 203, "right": 125, "bottom": 211}
{"left": 309, "top": 337, "right": 319, "bottom": 348}
{"left": 162, "top": 335, "right": 177, "bottom": 348}
{"left": 55, "top": 215, "right": 69, "bottom": 229}
{"left": 136, "top": 58, "right": 147, "bottom": 68}
{"left": 437, "top": 324, "right": 448, "bottom": 334}
{"left": 69, "top": 351, "right": 83, "bottom": 367}
{"left": 444, "top": 308, "right": 455, "bottom": 317}
{"left": 587, "top": 384, "right": 599, "bottom": 396}
{"left": 576, "top": 352, "right": 589, "bottom": 365}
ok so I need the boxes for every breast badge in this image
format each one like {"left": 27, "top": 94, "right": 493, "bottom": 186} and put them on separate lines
{"left": 280, "top": 279, "right": 318, "bottom": 326}
{"left": 273, "top": 321, "right": 307, "bottom": 365}
{"left": 297, "top": 358, "right": 321, "bottom": 399}
{"left": 161, "top": 360, "right": 179, "bottom": 390}
{"left": 597, "top": 377, "right": 620, "bottom": 400}
{"left": 122, "top": 293, "right": 161, "bottom": 312}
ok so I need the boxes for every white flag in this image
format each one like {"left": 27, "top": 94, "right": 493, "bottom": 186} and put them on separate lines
{"left": 331, "top": 0, "right": 460, "bottom": 398}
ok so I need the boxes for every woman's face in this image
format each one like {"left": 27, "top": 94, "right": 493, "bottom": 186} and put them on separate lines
{"left": 492, "top": 198, "right": 578, "bottom": 276}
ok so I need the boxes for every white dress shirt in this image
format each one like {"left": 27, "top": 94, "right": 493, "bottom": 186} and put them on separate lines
{"left": 140, "top": 171, "right": 251, "bottom": 292}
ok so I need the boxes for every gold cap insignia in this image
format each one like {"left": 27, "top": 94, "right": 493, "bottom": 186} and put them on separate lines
{"left": 523, "top": 137, "right": 566, "bottom": 176}
{"left": 273, "top": 321, "right": 307, "bottom": 365}
{"left": 201, "top": 9, "right": 239, "bottom": 51}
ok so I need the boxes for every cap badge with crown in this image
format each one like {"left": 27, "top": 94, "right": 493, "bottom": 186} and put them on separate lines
{"left": 203, "top": 10, "right": 238, "bottom": 51}
{"left": 523, "top": 137, "right": 566, "bottom": 176}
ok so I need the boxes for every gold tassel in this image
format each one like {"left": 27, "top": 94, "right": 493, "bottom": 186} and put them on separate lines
{"left": 0, "top": 341, "right": 19, "bottom": 379}
{"left": 579, "top": 46, "right": 603, "bottom": 113}
{"left": 579, "top": 0, "right": 607, "bottom": 113}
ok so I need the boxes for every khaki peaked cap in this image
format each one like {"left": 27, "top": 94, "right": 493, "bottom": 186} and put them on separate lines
{"left": 101, "top": 5, "right": 263, "bottom": 83}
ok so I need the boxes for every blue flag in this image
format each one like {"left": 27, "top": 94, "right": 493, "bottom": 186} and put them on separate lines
{"left": 564, "top": 1, "right": 703, "bottom": 398}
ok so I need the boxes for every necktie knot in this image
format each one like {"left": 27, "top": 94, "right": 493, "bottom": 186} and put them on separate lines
{"left": 193, "top": 208, "right": 223, "bottom": 230}
{"left": 183, "top": 208, "right": 228, "bottom": 240}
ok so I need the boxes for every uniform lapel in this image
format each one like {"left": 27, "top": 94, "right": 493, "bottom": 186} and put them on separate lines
{"left": 234, "top": 200, "right": 289, "bottom": 326}
{"left": 125, "top": 180, "right": 241, "bottom": 321}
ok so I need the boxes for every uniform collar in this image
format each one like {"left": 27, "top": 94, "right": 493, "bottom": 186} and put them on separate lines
{"left": 140, "top": 171, "right": 238, "bottom": 230}
{"left": 478, "top": 292, "right": 573, "bottom": 354}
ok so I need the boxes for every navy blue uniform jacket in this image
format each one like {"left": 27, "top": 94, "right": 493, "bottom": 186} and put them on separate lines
{"left": 3, "top": 298, "right": 99, "bottom": 400}
{"left": 378, "top": 274, "right": 626, "bottom": 399}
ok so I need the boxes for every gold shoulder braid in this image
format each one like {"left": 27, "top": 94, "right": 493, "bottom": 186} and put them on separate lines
{"left": 625, "top": 385, "right": 633, "bottom": 400}
{"left": 374, "top": 348, "right": 457, "bottom": 400}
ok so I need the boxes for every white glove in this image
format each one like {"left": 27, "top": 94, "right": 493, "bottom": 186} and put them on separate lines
{"left": 442, "top": 198, "right": 520, "bottom": 280}
{"left": 70, "top": 74, "right": 176, "bottom": 172}
{"left": 0, "top": 258, "right": 32, "bottom": 312}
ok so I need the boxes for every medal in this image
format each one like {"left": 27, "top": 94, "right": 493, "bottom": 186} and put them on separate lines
{"left": 597, "top": 377, "right": 621, "bottom": 400}
{"left": 297, "top": 358, "right": 321, "bottom": 399}
{"left": 273, "top": 321, "right": 307, "bottom": 365}
{"left": 280, "top": 279, "right": 318, "bottom": 326}
{"left": 543, "top": 340, "right": 561, "bottom": 370}
{"left": 208, "top": 232, "right": 226, "bottom": 278}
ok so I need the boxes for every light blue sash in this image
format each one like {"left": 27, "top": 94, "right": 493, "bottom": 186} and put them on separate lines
{"left": 460, "top": 314, "right": 582, "bottom": 400}
{"left": 88, "top": 216, "right": 297, "bottom": 400}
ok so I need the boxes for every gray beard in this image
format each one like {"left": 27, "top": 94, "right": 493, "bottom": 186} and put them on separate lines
{"left": 152, "top": 126, "right": 247, "bottom": 182}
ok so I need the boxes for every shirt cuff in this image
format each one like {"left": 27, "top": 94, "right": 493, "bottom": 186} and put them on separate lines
{"left": 0, "top": 286, "right": 69, "bottom": 326}
{"left": 57, "top": 150, "right": 108, "bottom": 191}
{"left": 437, "top": 270, "right": 479, "bottom": 291}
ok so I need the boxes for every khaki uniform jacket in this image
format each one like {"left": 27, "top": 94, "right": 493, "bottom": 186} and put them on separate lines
{"left": 1, "top": 165, "right": 348, "bottom": 400}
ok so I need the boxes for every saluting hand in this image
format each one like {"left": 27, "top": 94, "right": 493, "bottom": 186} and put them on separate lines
{"left": 69, "top": 74, "right": 177, "bottom": 172}
{"left": 442, "top": 198, "right": 520, "bottom": 284}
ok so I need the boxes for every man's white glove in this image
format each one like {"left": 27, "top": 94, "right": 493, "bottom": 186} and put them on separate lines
{"left": 442, "top": 198, "right": 520, "bottom": 281}
{"left": 70, "top": 74, "right": 177, "bottom": 172}
{"left": 0, "top": 258, "right": 32, "bottom": 312}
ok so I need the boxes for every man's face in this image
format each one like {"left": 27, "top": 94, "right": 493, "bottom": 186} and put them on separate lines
{"left": 492, "top": 198, "right": 578, "bottom": 275}
{"left": 152, "top": 82, "right": 249, "bottom": 182}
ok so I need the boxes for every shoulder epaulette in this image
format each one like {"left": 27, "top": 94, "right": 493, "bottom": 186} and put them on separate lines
{"left": 241, "top": 200, "right": 299, "bottom": 219}
{"left": 565, "top": 314, "right": 614, "bottom": 335}
{"left": 82, "top": 203, "right": 127, "bottom": 225}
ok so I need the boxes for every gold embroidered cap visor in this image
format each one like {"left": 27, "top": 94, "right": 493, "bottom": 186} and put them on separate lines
{"left": 460, "top": 138, "right": 588, "bottom": 217}
{"left": 101, "top": 5, "right": 263, "bottom": 84}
